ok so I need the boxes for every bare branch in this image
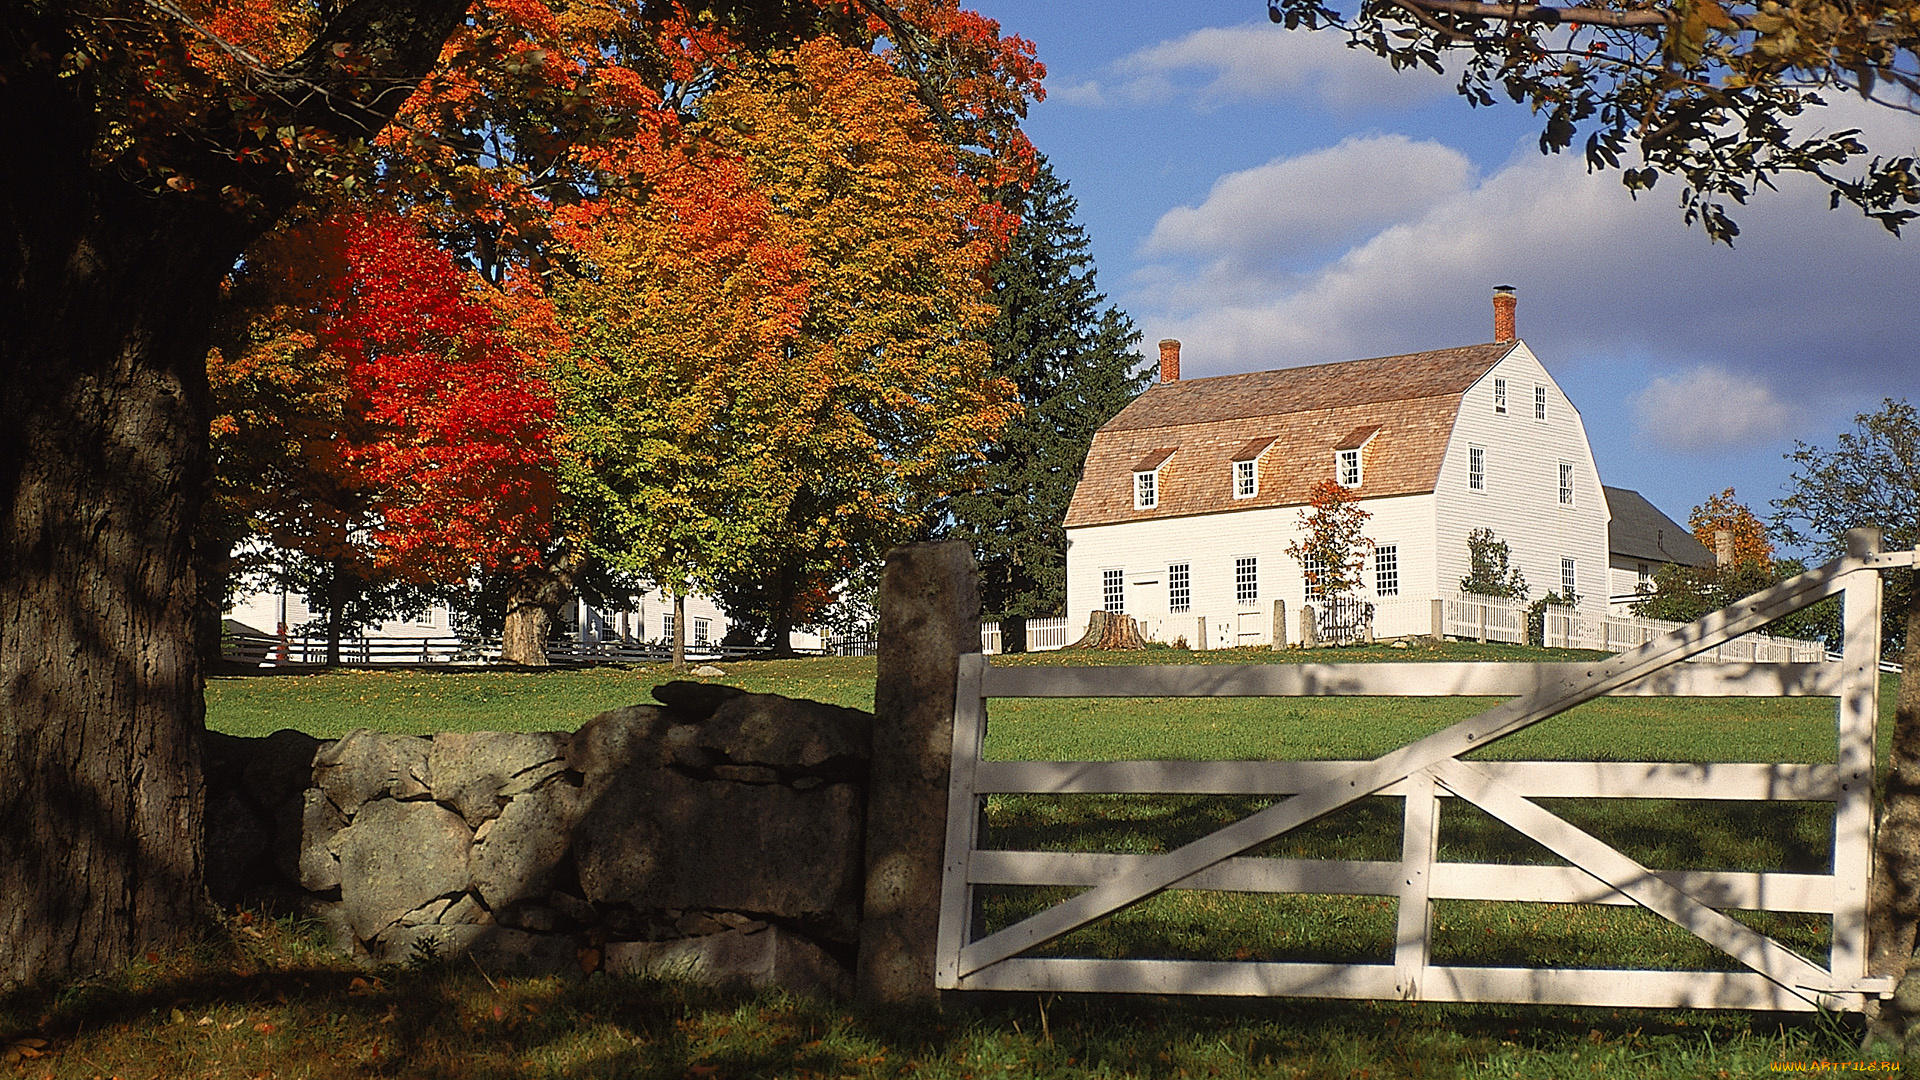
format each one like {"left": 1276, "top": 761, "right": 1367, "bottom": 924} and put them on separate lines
{"left": 1398, "top": 0, "right": 1684, "bottom": 30}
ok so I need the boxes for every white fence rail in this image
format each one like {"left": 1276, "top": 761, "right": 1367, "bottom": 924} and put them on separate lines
{"left": 223, "top": 632, "right": 497, "bottom": 665}
{"left": 1544, "top": 605, "right": 1825, "bottom": 661}
{"left": 935, "top": 535, "right": 1914, "bottom": 1011}
{"left": 981, "top": 617, "right": 1073, "bottom": 655}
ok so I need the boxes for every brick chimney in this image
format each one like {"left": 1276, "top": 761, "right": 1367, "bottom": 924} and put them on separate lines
{"left": 1492, "top": 285, "right": 1517, "bottom": 344}
{"left": 1158, "top": 339, "right": 1181, "bottom": 383}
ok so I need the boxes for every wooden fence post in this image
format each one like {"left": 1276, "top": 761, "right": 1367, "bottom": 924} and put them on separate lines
{"left": 858, "top": 541, "right": 979, "bottom": 1005}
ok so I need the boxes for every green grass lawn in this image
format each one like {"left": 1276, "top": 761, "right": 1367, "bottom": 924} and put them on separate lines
{"left": 180, "top": 645, "right": 1913, "bottom": 1075}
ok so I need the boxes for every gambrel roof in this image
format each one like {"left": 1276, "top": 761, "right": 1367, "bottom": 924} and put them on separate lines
{"left": 1064, "top": 342, "right": 1518, "bottom": 528}
{"left": 1602, "top": 486, "right": 1715, "bottom": 567}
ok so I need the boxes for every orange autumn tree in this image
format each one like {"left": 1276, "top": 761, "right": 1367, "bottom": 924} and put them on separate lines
{"left": 1690, "top": 487, "right": 1776, "bottom": 568}
{"left": 552, "top": 35, "right": 1020, "bottom": 653}
{"left": 1286, "top": 478, "right": 1376, "bottom": 604}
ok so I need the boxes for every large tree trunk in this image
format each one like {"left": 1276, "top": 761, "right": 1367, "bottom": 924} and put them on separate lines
{"left": 325, "top": 560, "right": 350, "bottom": 666}
{"left": 0, "top": 0, "right": 469, "bottom": 986}
{"left": 672, "top": 590, "right": 688, "bottom": 672}
{"left": 0, "top": 119, "right": 246, "bottom": 986}
{"left": 1866, "top": 602, "right": 1920, "bottom": 1046}
{"left": 500, "top": 548, "right": 586, "bottom": 666}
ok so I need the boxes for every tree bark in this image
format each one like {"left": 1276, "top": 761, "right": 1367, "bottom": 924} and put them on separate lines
{"left": 0, "top": 118, "right": 244, "bottom": 987}
{"left": 672, "top": 590, "right": 687, "bottom": 672}
{"left": 1866, "top": 601, "right": 1920, "bottom": 1046}
{"left": 0, "top": 0, "right": 469, "bottom": 985}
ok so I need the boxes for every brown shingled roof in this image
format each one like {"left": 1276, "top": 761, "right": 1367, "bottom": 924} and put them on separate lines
{"left": 1065, "top": 342, "right": 1515, "bottom": 529}
{"left": 1132, "top": 447, "right": 1178, "bottom": 472}
{"left": 1334, "top": 424, "right": 1381, "bottom": 451}
{"left": 1099, "top": 342, "right": 1516, "bottom": 432}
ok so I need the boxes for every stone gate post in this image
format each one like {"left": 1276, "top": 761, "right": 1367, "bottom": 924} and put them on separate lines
{"left": 857, "top": 541, "right": 978, "bottom": 1004}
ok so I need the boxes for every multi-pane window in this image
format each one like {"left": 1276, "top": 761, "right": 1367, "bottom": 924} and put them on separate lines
{"left": 1561, "top": 557, "right": 1577, "bottom": 596}
{"left": 1235, "top": 556, "right": 1259, "bottom": 606}
{"left": 1233, "top": 460, "right": 1257, "bottom": 498}
{"left": 1637, "top": 562, "right": 1652, "bottom": 587}
{"left": 1168, "top": 563, "right": 1192, "bottom": 613}
{"left": 1302, "top": 553, "right": 1324, "bottom": 601}
{"left": 693, "top": 618, "right": 712, "bottom": 646}
{"left": 662, "top": 613, "right": 675, "bottom": 641}
{"left": 1535, "top": 385, "right": 1548, "bottom": 420}
{"left": 1134, "top": 470, "right": 1157, "bottom": 509}
{"left": 1375, "top": 544, "right": 1399, "bottom": 597}
{"left": 1559, "top": 461, "right": 1575, "bottom": 506}
{"left": 1493, "top": 377, "right": 1507, "bottom": 414}
{"left": 1102, "top": 569, "right": 1125, "bottom": 613}
{"left": 1337, "top": 448, "right": 1362, "bottom": 488}
{"left": 1468, "top": 446, "right": 1485, "bottom": 491}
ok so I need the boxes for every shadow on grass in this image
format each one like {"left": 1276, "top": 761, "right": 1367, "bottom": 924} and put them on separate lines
{"left": 0, "top": 912, "right": 1871, "bottom": 1080}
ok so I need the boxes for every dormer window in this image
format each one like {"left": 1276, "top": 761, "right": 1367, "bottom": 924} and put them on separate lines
{"left": 1333, "top": 425, "right": 1378, "bottom": 489}
{"left": 1229, "top": 436, "right": 1275, "bottom": 500}
{"left": 1337, "top": 449, "right": 1361, "bottom": 487}
{"left": 1132, "top": 447, "right": 1176, "bottom": 510}
{"left": 1134, "top": 470, "right": 1157, "bottom": 509}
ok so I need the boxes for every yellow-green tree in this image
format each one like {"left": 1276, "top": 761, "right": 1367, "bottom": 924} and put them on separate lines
{"left": 553, "top": 36, "right": 1018, "bottom": 657}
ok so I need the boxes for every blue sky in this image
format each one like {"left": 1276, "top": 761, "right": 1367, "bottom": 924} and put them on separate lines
{"left": 970, "top": 1, "right": 1920, "bottom": 551}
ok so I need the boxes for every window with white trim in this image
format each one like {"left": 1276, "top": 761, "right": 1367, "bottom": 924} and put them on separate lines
{"left": 1637, "top": 562, "right": 1651, "bottom": 587}
{"left": 1337, "top": 448, "right": 1362, "bottom": 488}
{"left": 1559, "top": 461, "right": 1575, "bottom": 506}
{"left": 1468, "top": 446, "right": 1485, "bottom": 491}
{"left": 1233, "top": 459, "right": 1257, "bottom": 499}
{"left": 1374, "top": 544, "right": 1399, "bottom": 596}
{"left": 1235, "top": 556, "right": 1258, "bottom": 606}
{"left": 662, "top": 613, "right": 675, "bottom": 641}
{"left": 1302, "top": 553, "right": 1324, "bottom": 601}
{"left": 693, "top": 617, "right": 711, "bottom": 646}
{"left": 1102, "top": 568, "right": 1125, "bottom": 613}
{"left": 1168, "top": 563, "right": 1191, "bottom": 613}
{"left": 1133, "top": 470, "right": 1157, "bottom": 509}
{"left": 1493, "top": 377, "right": 1507, "bottom": 414}
{"left": 1561, "top": 557, "right": 1577, "bottom": 595}
{"left": 1535, "top": 385, "right": 1548, "bottom": 420}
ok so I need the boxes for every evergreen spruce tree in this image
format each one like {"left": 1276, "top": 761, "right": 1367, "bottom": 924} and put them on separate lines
{"left": 946, "top": 156, "right": 1150, "bottom": 623}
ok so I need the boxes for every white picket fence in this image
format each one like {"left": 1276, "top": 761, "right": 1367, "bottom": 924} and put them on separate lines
{"left": 981, "top": 617, "right": 1072, "bottom": 654}
{"left": 1438, "top": 595, "right": 1529, "bottom": 644}
{"left": 1543, "top": 605, "right": 1825, "bottom": 662}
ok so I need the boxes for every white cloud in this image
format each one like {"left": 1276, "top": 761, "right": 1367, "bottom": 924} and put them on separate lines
{"left": 1088, "top": 23, "right": 1454, "bottom": 111}
{"left": 1632, "top": 367, "right": 1803, "bottom": 452}
{"left": 1142, "top": 135, "right": 1473, "bottom": 264}
{"left": 1125, "top": 99, "right": 1920, "bottom": 405}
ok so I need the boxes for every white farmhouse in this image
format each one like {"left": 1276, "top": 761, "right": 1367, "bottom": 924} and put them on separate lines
{"left": 1063, "top": 288, "right": 1610, "bottom": 646}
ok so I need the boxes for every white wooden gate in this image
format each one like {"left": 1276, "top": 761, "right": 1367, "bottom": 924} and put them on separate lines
{"left": 936, "top": 535, "right": 1913, "bottom": 1011}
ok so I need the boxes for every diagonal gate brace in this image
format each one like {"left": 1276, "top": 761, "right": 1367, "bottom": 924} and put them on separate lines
{"left": 955, "top": 558, "right": 1865, "bottom": 979}
{"left": 1429, "top": 757, "right": 1840, "bottom": 999}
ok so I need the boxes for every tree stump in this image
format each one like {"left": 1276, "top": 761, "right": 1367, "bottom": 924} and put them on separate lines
{"left": 1069, "top": 611, "right": 1146, "bottom": 650}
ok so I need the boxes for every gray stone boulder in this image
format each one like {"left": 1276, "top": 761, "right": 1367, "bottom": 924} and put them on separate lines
{"left": 337, "top": 799, "right": 472, "bottom": 941}
{"left": 283, "top": 787, "right": 349, "bottom": 891}
{"left": 469, "top": 779, "right": 581, "bottom": 912}
{"left": 671, "top": 693, "right": 871, "bottom": 782}
{"left": 574, "top": 767, "right": 865, "bottom": 942}
{"left": 428, "top": 731, "right": 570, "bottom": 827}
{"left": 314, "top": 730, "right": 433, "bottom": 811}
{"left": 604, "top": 924, "right": 851, "bottom": 998}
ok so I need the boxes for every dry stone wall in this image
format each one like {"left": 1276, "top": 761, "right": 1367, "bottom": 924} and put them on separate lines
{"left": 203, "top": 682, "right": 871, "bottom": 997}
